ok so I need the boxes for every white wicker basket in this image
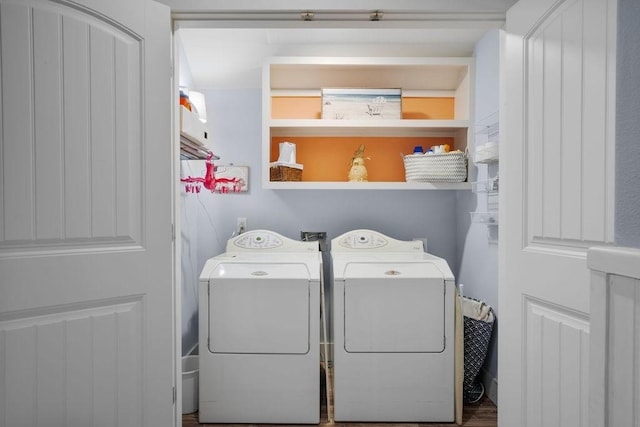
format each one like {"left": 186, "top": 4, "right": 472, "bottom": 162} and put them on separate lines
{"left": 403, "top": 151, "right": 468, "bottom": 183}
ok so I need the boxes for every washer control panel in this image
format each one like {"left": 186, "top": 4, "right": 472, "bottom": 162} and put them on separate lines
{"left": 338, "top": 231, "right": 388, "bottom": 249}
{"left": 233, "top": 231, "right": 283, "bottom": 249}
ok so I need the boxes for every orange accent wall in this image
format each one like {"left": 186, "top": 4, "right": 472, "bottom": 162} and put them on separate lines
{"left": 271, "top": 136, "right": 455, "bottom": 182}
{"left": 272, "top": 97, "right": 321, "bottom": 119}
{"left": 271, "top": 96, "right": 456, "bottom": 120}
{"left": 402, "top": 97, "right": 455, "bottom": 119}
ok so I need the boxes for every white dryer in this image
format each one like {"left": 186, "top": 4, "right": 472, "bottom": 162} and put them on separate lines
{"left": 198, "top": 230, "right": 322, "bottom": 424}
{"left": 331, "top": 229, "right": 455, "bottom": 422}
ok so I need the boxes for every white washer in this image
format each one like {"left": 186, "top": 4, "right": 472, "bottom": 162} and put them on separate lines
{"left": 198, "top": 230, "right": 322, "bottom": 424}
{"left": 331, "top": 229, "right": 455, "bottom": 422}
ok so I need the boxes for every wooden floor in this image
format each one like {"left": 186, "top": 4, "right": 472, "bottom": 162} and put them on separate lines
{"left": 183, "top": 395, "right": 497, "bottom": 426}
{"left": 184, "top": 368, "right": 497, "bottom": 427}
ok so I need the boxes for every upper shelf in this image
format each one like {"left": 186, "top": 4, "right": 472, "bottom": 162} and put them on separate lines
{"left": 180, "top": 106, "right": 211, "bottom": 159}
{"left": 268, "top": 119, "right": 471, "bottom": 137}
{"left": 268, "top": 57, "right": 473, "bottom": 92}
{"left": 264, "top": 181, "right": 472, "bottom": 190}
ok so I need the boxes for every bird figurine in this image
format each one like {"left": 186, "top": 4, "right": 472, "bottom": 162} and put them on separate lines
{"left": 348, "top": 144, "right": 369, "bottom": 182}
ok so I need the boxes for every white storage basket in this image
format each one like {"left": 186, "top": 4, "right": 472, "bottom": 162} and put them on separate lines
{"left": 403, "top": 151, "right": 468, "bottom": 183}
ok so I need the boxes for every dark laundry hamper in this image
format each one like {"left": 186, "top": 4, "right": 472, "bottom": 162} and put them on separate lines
{"left": 461, "top": 296, "right": 495, "bottom": 403}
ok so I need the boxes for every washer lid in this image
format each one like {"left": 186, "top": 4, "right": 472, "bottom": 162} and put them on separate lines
{"left": 342, "top": 261, "right": 444, "bottom": 280}
{"left": 210, "top": 262, "right": 312, "bottom": 280}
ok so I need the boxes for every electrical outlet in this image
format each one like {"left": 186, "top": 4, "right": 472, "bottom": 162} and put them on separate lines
{"left": 236, "top": 217, "right": 247, "bottom": 234}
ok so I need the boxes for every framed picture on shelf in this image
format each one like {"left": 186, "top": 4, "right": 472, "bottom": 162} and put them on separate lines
{"left": 321, "top": 88, "right": 402, "bottom": 120}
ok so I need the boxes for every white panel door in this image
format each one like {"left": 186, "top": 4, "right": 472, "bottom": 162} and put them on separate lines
{"left": 0, "top": 0, "right": 173, "bottom": 426}
{"left": 500, "top": 0, "right": 616, "bottom": 425}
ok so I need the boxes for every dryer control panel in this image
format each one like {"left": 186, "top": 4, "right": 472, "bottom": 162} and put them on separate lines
{"left": 333, "top": 229, "right": 425, "bottom": 253}
{"left": 337, "top": 231, "right": 388, "bottom": 249}
{"left": 232, "top": 232, "right": 283, "bottom": 249}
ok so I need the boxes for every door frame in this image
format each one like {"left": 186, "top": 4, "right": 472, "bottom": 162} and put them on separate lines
{"left": 170, "top": 7, "right": 517, "bottom": 422}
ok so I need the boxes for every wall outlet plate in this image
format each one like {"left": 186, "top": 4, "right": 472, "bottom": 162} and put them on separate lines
{"left": 236, "top": 217, "right": 247, "bottom": 234}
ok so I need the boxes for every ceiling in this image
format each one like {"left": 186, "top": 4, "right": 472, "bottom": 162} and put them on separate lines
{"left": 169, "top": 0, "right": 518, "bottom": 89}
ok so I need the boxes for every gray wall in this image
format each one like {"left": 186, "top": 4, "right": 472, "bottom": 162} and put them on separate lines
{"left": 456, "top": 29, "right": 500, "bottom": 382}
{"left": 615, "top": 0, "right": 640, "bottom": 248}
{"left": 191, "top": 88, "right": 459, "bottom": 268}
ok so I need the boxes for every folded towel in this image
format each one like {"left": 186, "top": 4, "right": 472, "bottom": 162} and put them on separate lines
{"left": 461, "top": 297, "right": 494, "bottom": 322}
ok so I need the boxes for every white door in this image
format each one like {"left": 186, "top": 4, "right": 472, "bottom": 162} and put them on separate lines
{"left": 0, "top": 0, "right": 174, "bottom": 426}
{"left": 500, "top": 0, "right": 616, "bottom": 425}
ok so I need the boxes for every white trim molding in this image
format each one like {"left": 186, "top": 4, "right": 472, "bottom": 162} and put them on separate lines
{"left": 588, "top": 246, "right": 640, "bottom": 427}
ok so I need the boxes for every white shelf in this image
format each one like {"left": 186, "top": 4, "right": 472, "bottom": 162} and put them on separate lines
{"left": 474, "top": 111, "right": 499, "bottom": 163}
{"left": 263, "top": 56, "right": 474, "bottom": 190}
{"left": 269, "top": 119, "right": 470, "bottom": 137}
{"left": 180, "top": 135, "right": 210, "bottom": 160}
{"left": 471, "top": 111, "right": 500, "bottom": 241}
{"left": 472, "top": 177, "right": 499, "bottom": 193}
{"left": 264, "top": 181, "right": 471, "bottom": 190}
{"left": 470, "top": 112, "right": 500, "bottom": 239}
{"left": 475, "top": 143, "right": 499, "bottom": 163}
{"left": 179, "top": 105, "right": 211, "bottom": 159}
{"left": 470, "top": 211, "right": 499, "bottom": 225}
{"left": 268, "top": 56, "right": 473, "bottom": 92}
